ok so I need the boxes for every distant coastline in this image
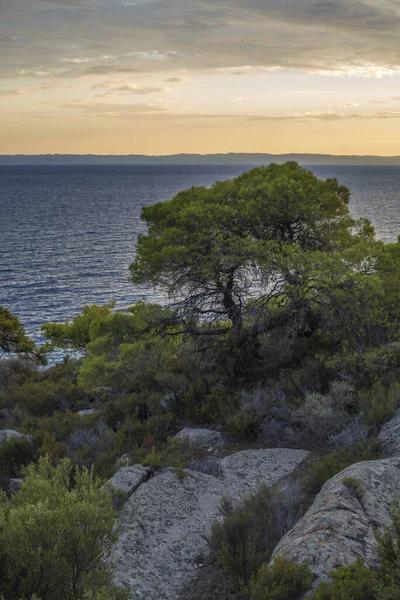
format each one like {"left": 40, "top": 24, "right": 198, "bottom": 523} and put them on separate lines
{"left": 2, "top": 153, "right": 400, "bottom": 166}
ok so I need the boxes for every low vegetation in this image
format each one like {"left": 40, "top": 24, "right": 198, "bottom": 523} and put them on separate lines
{"left": 0, "top": 456, "right": 128, "bottom": 600}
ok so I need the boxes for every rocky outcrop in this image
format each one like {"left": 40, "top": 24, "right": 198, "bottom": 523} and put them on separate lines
{"left": 112, "top": 448, "right": 308, "bottom": 599}
{"left": 379, "top": 410, "right": 400, "bottom": 456}
{"left": 174, "top": 428, "right": 226, "bottom": 450}
{"left": 0, "top": 429, "right": 30, "bottom": 445}
{"left": 273, "top": 458, "right": 400, "bottom": 587}
{"left": 107, "top": 465, "right": 150, "bottom": 503}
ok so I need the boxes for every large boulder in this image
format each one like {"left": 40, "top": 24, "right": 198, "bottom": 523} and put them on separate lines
{"left": 112, "top": 448, "right": 308, "bottom": 599}
{"left": 0, "top": 430, "right": 30, "bottom": 445}
{"left": 174, "top": 428, "right": 226, "bottom": 450}
{"left": 379, "top": 410, "right": 400, "bottom": 456}
{"left": 273, "top": 457, "right": 400, "bottom": 587}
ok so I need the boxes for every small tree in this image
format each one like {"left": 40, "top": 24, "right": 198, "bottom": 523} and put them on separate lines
{"left": 0, "top": 456, "right": 128, "bottom": 600}
{"left": 0, "top": 306, "right": 41, "bottom": 361}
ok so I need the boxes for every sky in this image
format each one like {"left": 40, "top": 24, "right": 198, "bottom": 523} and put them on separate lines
{"left": 1, "top": 0, "right": 400, "bottom": 155}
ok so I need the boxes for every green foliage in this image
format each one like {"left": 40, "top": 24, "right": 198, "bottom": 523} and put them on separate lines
{"left": 309, "top": 558, "right": 377, "bottom": 600}
{"left": 209, "top": 488, "right": 292, "bottom": 587}
{"left": 358, "top": 381, "right": 400, "bottom": 426}
{"left": 375, "top": 494, "right": 400, "bottom": 597}
{"left": 141, "top": 446, "right": 163, "bottom": 469}
{"left": 0, "top": 436, "right": 36, "bottom": 479}
{"left": 129, "top": 161, "right": 395, "bottom": 372}
{"left": 0, "top": 456, "right": 125, "bottom": 600}
{"left": 41, "top": 302, "right": 116, "bottom": 352}
{"left": 342, "top": 476, "right": 364, "bottom": 502}
{"left": 226, "top": 409, "right": 260, "bottom": 440}
{"left": 0, "top": 306, "right": 43, "bottom": 362}
{"left": 304, "top": 441, "right": 381, "bottom": 496}
{"left": 130, "top": 163, "right": 365, "bottom": 335}
{"left": 65, "top": 302, "right": 173, "bottom": 394}
{"left": 0, "top": 359, "right": 94, "bottom": 419}
{"left": 250, "top": 557, "right": 313, "bottom": 600}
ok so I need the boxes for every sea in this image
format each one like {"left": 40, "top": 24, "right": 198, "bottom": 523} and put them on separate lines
{"left": 1, "top": 164, "right": 400, "bottom": 348}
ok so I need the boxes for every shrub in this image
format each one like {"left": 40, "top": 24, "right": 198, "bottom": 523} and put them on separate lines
{"left": 250, "top": 557, "right": 313, "bottom": 600}
{"left": 375, "top": 493, "right": 400, "bottom": 597}
{"left": 141, "top": 446, "right": 163, "bottom": 470}
{"left": 342, "top": 476, "right": 364, "bottom": 502}
{"left": 309, "top": 558, "right": 377, "bottom": 600}
{"left": 304, "top": 440, "right": 381, "bottom": 496}
{"left": 0, "top": 456, "right": 127, "bottom": 600}
{"left": 358, "top": 381, "right": 400, "bottom": 426}
{"left": 296, "top": 380, "right": 356, "bottom": 443}
{"left": 0, "top": 436, "right": 36, "bottom": 478}
{"left": 328, "top": 415, "right": 369, "bottom": 450}
{"left": 226, "top": 409, "right": 260, "bottom": 440}
{"left": 209, "top": 485, "right": 303, "bottom": 588}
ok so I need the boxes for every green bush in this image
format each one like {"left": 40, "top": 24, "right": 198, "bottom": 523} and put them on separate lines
{"left": 226, "top": 409, "right": 260, "bottom": 440}
{"left": 209, "top": 488, "right": 290, "bottom": 587}
{"left": 0, "top": 436, "right": 36, "bottom": 479}
{"left": 342, "top": 476, "right": 364, "bottom": 502}
{"left": 0, "top": 456, "right": 127, "bottom": 600}
{"left": 250, "top": 557, "right": 313, "bottom": 600}
{"left": 358, "top": 381, "right": 400, "bottom": 426}
{"left": 304, "top": 440, "right": 381, "bottom": 496}
{"left": 141, "top": 446, "right": 163, "bottom": 469}
{"left": 375, "top": 493, "right": 400, "bottom": 598}
{"left": 309, "top": 558, "right": 377, "bottom": 600}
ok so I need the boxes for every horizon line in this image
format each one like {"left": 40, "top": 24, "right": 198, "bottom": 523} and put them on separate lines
{"left": 2, "top": 152, "right": 400, "bottom": 158}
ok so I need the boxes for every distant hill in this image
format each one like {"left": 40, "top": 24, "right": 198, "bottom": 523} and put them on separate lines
{"left": 1, "top": 153, "right": 400, "bottom": 166}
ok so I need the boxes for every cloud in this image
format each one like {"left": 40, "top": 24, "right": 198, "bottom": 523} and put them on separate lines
{"left": 91, "top": 81, "right": 171, "bottom": 95}
{"left": 58, "top": 97, "right": 172, "bottom": 116}
{"left": 2, "top": 0, "right": 400, "bottom": 81}
{"left": 0, "top": 88, "right": 31, "bottom": 96}
{"left": 165, "top": 76, "right": 191, "bottom": 83}
{"left": 60, "top": 57, "right": 92, "bottom": 64}
{"left": 18, "top": 70, "right": 51, "bottom": 77}
{"left": 125, "top": 51, "right": 178, "bottom": 62}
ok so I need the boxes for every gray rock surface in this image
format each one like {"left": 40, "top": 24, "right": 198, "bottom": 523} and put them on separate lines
{"left": 77, "top": 408, "right": 99, "bottom": 417}
{"left": 112, "top": 448, "right": 308, "bottom": 599}
{"left": 107, "top": 465, "right": 150, "bottom": 503}
{"left": 0, "top": 429, "right": 29, "bottom": 445}
{"left": 379, "top": 410, "right": 400, "bottom": 456}
{"left": 273, "top": 457, "right": 400, "bottom": 587}
{"left": 174, "top": 428, "right": 226, "bottom": 450}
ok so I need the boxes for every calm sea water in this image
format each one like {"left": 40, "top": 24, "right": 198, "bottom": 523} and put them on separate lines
{"left": 1, "top": 164, "right": 400, "bottom": 345}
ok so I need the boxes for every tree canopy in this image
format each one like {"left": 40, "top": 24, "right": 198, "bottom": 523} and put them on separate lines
{"left": 130, "top": 162, "right": 396, "bottom": 356}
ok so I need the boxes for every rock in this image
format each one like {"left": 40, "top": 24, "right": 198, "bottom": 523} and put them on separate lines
{"left": 8, "top": 478, "right": 23, "bottom": 495}
{"left": 273, "top": 457, "right": 400, "bottom": 587}
{"left": 77, "top": 409, "right": 99, "bottom": 417}
{"left": 219, "top": 448, "right": 308, "bottom": 502}
{"left": 115, "top": 453, "right": 131, "bottom": 468}
{"left": 379, "top": 410, "right": 400, "bottom": 456}
{"left": 174, "top": 428, "right": 226, "bottom": 450}
{"left": 0, "top": 429, "right": 30, "bottom": 445}
{"left": 113, "top": 448, "right": 308, "bottom": 599}
{"left": 107, "top": 465, "right": 151, "bottom": 503}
